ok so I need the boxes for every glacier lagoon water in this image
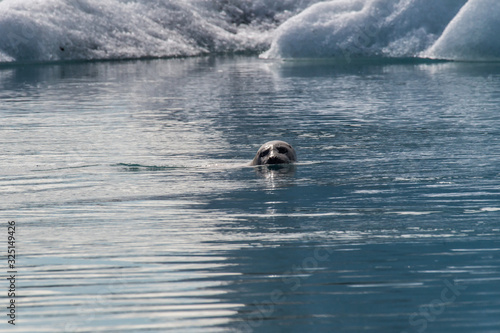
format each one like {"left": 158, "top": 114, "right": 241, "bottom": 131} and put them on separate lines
{"left": 2, "top": 56, "right": 500, "bottom": 332}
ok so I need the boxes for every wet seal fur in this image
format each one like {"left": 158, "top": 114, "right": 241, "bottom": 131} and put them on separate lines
{"left": 250, "top": 141, "right": 297, "bottom": 166}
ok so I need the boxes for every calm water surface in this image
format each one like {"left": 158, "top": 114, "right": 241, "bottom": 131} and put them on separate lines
{"left": 1, "top": 57, "right": 500, "bottom": 332}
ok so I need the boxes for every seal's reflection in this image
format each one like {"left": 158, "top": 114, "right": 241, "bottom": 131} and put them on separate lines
{"left": 254, "top": 164, "right": 296, "bottom": 189}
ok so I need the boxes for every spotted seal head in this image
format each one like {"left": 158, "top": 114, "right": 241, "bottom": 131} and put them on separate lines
{"left": 250, "top": 141, "right": 297, "bottom": 166}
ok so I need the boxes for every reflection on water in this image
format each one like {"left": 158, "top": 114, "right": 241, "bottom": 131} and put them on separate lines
{"left": 254, "top": 164, "right": 297, "bottom": 189}
{"left": 1, "top": 57, "right": 500, "bottom": 332}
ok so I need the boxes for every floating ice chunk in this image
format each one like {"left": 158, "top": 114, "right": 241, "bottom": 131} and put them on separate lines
{"left": 261, "top": 0, "right": 466, "bottom": 60}
{"left": 424, "top": 0, "right": 500, "bottom": 61}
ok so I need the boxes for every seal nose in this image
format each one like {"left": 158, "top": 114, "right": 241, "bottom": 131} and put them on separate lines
{"left": 269, "top": 147, "right": 278, "bottom": 158}
{"left": 267, "top": 156, "right": 283, "bottom": 164}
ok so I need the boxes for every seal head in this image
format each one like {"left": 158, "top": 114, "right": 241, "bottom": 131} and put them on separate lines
{"left": 250, "top": 141, "right": 297, "bottom": 166}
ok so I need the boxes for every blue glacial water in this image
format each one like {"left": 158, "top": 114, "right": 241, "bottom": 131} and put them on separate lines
{"left": 2, "top": 56, "right": 500, "bottom": 333}
{"left": 1, "top": 0, "right": 500, "bottom": 332}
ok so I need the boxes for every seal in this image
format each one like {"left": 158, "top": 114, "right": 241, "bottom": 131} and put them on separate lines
{"left": 250, "top": 141, "right": 297, "bottom": 166}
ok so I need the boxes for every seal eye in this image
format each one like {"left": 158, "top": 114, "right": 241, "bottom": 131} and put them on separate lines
{"left": 260, "top": 149, "right": 270, "bottom": 158}
{"left": 277, "top": 147, "right": 288, "bottom": 154}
